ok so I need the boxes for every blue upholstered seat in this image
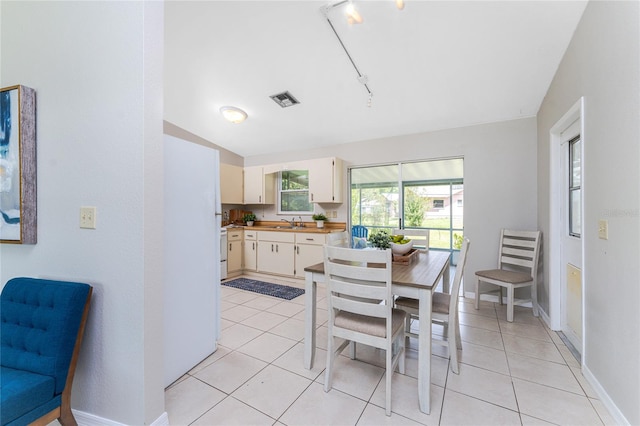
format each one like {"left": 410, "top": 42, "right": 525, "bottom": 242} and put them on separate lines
{"left": 0, "top": 277, "right": 92, "bottom": 426}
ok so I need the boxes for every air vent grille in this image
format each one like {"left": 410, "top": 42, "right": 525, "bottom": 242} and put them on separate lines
{"left": 270, "top": 91, "right": 300, "bottom": 108}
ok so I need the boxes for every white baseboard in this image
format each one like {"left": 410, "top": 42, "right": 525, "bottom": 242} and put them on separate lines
{"left": 74, "top": 409, "right": 169, "bottom": 426}
{"left": 582, "top": 365, "right": 630, "bottom": 425}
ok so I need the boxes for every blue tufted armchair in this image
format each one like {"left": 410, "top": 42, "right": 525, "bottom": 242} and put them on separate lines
{"left": 0, "top": 277, "right": 92, "bottom": 426}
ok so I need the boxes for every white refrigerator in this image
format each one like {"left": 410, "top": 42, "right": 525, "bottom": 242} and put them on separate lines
{"left": 163, "top": 134, "right": 221, "bottom": 387}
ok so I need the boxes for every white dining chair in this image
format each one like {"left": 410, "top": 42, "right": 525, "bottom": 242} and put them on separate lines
{"left": 323, "top": 245, "right": 406, "bottom": 416}
{"left": 395, "top": 238, "right": 470, "bottom": 374}
{"left": 391, "top": 229, "right": 430, "bottom": 252}
{"left": 326, "top": 230, "right": 350, "bottom": 247}
{"left": 474, "top": 229, "right": 541, "bottom": 322}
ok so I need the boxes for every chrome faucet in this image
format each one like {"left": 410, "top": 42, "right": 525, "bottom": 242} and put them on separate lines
{"left": 298, "top": 216, "right": 304, "bottom": 228}
{"left": 281, "top": 218, "right": 295, "bottom": 228}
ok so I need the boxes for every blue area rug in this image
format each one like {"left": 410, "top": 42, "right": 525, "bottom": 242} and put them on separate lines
{"left": 222, "top": 278, "right": 305, "bottom": 300}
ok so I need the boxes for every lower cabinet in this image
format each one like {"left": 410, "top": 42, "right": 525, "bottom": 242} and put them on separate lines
{"left": 243, "top": 230, "right": 257, "bottom": 272}
{"left": 257, "top": 231, "right": 295, "bottom": 276}
{"left": 227, "top": 229, "right": 243, "bottom": 276}
{"left": 294, "top": 233, "right": 326, "bottom": 278}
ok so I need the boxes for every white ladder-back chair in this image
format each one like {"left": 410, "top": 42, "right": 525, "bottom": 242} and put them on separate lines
{"left": 323, "top": 246, "right": 406, "bottom": 416}
{"left": 326, "top": 230, "right": 350, "bottom": 248}
{"left": 395, "top": 238, "right": 470, "bottom": 374}
{"left": 474, "top": 229, "right": 541, "bottom": 322}
{"left": 392, "top": 229, "right": 430, "bottom": 252}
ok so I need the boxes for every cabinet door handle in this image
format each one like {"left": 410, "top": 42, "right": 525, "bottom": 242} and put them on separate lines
{"left": 306, "top": 238, "right": 314, "bottom": 241}
{"left": 229, "top": 242, "right": 232, "bottom": 251}
{"left": 276, "top": 244, "right": 279, "bottom": 253}
{"left": 259, "top": 195, "right": 262, "bottom": 203}
{"left": 252, "top": 242, "right": 255, "bottom": 250}
{"left": 271, "top": 243, "right": 274, "bottom": 252}
{"left": 310, "top": 193, "right": 314, "bottom": 201}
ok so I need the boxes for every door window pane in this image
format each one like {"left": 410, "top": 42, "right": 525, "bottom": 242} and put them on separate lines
{"left": 351, "top": 165, "right": 399, "bottom": 228}
{"left": 569, "top": 137, "right": 581, "bottom": 237}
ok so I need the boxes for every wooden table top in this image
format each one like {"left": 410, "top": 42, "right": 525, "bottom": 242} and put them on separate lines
{"left": 304, "top": 250, "right": 451, "bottom": 289}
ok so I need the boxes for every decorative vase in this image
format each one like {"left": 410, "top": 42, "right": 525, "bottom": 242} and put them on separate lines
{"left": 316, "top": 220, "right": 324, "bottom": 228}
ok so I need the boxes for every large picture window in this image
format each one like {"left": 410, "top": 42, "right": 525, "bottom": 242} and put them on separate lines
{"left": 278, "top": 170, "right": 312, "bottom": 214}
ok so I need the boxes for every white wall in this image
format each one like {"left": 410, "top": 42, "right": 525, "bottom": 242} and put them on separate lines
{"left": 0, "top": 2, "right": 165, "bottom": 424}
{"left": 246, "top": 117, "right": 539, "bottom": 293}
{"left": 537, "top": 1, "right": 639, "bottom": 424}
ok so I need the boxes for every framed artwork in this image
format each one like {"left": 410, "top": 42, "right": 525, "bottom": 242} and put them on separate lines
{"left": 1, "top": 85, "right": 36, "bottom": 244}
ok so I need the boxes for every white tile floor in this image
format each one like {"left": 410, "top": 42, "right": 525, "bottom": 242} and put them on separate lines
{"left": 165, "top": 276, "right": 615, "bottom": 426}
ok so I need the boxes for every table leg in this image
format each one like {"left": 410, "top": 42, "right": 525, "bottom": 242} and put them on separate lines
{"left": 418, "top": 288, "right": 432, "bottom": 414}
{"left": 442, "top": 260, "right": 451, "bottom": 293}
{"left": 304, "top": 271, "right": 317, "bottom": 369}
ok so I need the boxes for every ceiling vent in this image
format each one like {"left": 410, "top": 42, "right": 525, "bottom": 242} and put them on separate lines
{"left": 270, "top": 91, "right": 300, "bottom": 108}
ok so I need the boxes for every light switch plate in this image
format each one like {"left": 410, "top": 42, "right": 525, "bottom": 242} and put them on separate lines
{"left": 80, "top": 206, "right": 97, "bottom": 229}
{"left": 598, "top": 219, "right": 608, "bottom": 240}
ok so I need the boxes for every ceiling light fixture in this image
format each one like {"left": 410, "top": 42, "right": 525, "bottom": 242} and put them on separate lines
{"left": 395, "top": 0, "right": 405, "bottom": 10}
{"left": 220, "top": 106, "right": 248, "bottom": 124}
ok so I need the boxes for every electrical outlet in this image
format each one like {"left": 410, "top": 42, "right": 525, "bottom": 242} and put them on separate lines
{"left": 598, "top": 219, "right": 608, "bottom": 240}
{"left": 332, "top": 210, "right": 337, "bottom": 218}
{"left": 80, "top": 206, "right": 97, "bottom": 229}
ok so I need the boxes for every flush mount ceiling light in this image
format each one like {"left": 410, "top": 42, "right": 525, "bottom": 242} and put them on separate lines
{"left": 220, "top": 106, "right": 248, "bottom": 124}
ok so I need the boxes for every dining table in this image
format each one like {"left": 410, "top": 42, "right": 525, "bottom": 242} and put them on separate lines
{"left": 303, "top": 250, "right": 451, "bottom": 415}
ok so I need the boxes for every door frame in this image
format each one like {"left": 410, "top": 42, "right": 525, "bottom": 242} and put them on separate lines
{"left": 549, "top": 97, "right": 585, "bottom": 359}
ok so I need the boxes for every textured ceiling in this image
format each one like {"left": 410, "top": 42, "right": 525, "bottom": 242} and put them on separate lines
{"left": 164, "top": 1, "right": 587, "bottom": 157}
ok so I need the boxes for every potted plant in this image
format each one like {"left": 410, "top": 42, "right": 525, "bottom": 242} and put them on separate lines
{"left": 369, "top": 230, "right": 391, "bottom": 250}
{"left": 242, "top": 213, "right": 256, "bottom": 226}
{"left": 312, "top": 213, "right": 328, "bottom": 228}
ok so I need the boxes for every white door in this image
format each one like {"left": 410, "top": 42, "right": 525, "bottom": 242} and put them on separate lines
{"left": 164, "top": 135, "right": 220, "bottom": 387}
{"left": 560, "top": 120, "right": 583, "bottom": 353}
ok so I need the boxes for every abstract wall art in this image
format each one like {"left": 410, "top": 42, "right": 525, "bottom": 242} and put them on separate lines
{"left": 1, "top": 85, "right": 36, "bottom": 244}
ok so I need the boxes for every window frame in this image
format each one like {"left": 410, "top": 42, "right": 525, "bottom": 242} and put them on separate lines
{"left": 568, "top": 136, "right": 581, "bottom": 238}
{"left": 277, "top": 169, "right": 313, "bottom": 215}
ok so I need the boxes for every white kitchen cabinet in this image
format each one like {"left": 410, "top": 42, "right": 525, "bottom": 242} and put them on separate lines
{"left": 308, "top": 157, "right": 343, "bottom": 203}
{"left": 220, "top": 163, "right": 243, "bottom": 204}
{"left": 243, "top": 229, "right": 257, "bottom": 272}
{"left": 294, "top": 233, "right": 327, "bottom": 279}
{"left": 227, "top": 229, "right": 243, "bottom": 276}
{"left": 244, "top": 166, "right": 275, "bottom": 204}
{"left": 257, "top": 231, "right": 295, "bottom": 276}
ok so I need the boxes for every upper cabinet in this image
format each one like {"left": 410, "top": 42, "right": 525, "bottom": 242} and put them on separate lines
{"left": 244, "top": 166, "right": 275, "bottom": 204}
{"left": 220, "top": 163, "right": 243, "bottom": 204}
{"left": 308, "top": 157, "right": 343, "bottom": 203}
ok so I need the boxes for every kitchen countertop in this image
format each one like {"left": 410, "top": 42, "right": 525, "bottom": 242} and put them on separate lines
{"left": 225, "top": 221, "right": 346, "bottom": 234}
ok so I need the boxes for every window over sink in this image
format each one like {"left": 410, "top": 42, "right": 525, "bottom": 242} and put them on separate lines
{"left": 278, "top": 170, "right": 313, "bottom": 214}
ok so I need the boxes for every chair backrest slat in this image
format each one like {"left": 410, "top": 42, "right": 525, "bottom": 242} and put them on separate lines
{"left": 332, "top": 295, "right": 387, "bottom": 318}
{"left": 330, "top": 277, "right": 388, "bottom": 301}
